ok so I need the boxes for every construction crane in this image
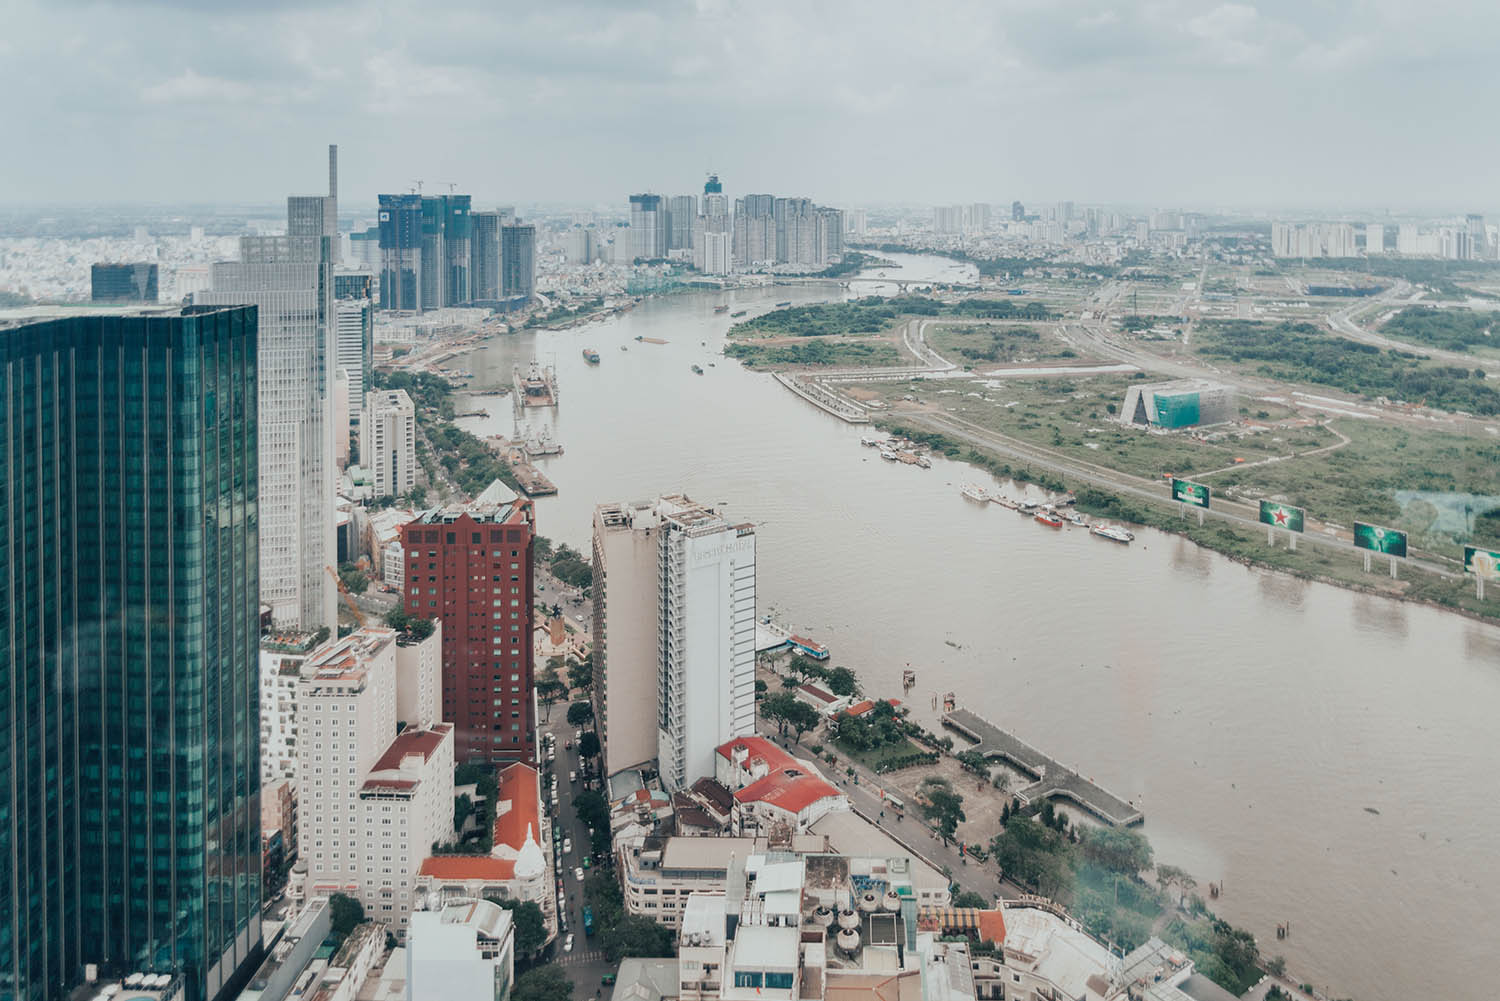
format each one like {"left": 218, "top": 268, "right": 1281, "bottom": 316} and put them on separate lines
{"left": 325, "top": 565, "right": 365, "bottom": 627}
{"left": 411, "top": 179, "right": 424, "bottom": 195}
{"left": 443, "top": 182, "right": 459, "bottom": 193}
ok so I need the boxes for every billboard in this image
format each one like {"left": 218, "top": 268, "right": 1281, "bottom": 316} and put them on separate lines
{"left": 1463, "top": 545, "right": 1500, "bottom": 581}
{"left": 1171, "top": 478, "right": 1211, "bottom": 509}
{"left": 1258, "top": 500, "right": 1305, "bottom": 533}
{"left": 1353, "top": 522, "right": 1407, "bottom": 558}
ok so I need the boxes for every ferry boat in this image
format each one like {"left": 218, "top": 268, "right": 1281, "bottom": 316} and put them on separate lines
{"left": 1066, "top": 511, "right": 1088, "bottom": 527}
{"left": 789, "top": 635, "right": 829, "bottom": 660}
{"left": 731, "top": 310, "right": 748, "bottom": 318}
{"left": 691, "top": 364, "right": 704, "bottom": 375}
{"left": 1034, "top": 511, "right": 1065, "bottom": 528}
{"left": 714, "top": 304, "right": 730, "bottom": 313}
{"left": 1091, "top": 524, "right": 1135, "bottom": 544}
{"left": 879, "top": 450, "right": 900, "bottom": 461}
{"left": 775, "top": 300, "right": 792, "bottom": 307}
{"left": 860, "top": 436, "right": 882, "bottom": 447}
{"left": 961, "top": 484, "right": 989, "bottom": 503}
{"left": 582, "top": 348, "right": 600, "bottom": 364}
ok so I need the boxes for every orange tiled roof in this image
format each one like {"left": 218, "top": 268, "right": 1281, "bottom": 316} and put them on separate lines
{"left": 418, "top": 855, "right": 517, "bottom": 881}
{"left": 492, "top": 761, "right": 541, "bottom": 852}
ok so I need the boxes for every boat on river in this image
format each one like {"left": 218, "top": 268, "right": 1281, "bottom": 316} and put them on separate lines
{"left": 775, "top": 300, "right": 792, "bottom": 307}
{"left": 691, "top": 364, "right": 704, "bottom": 375}
{"left": 1035, "top": 510, "right": 1064, "bottom": 528}
{"left": 731, "top": 309, "right": 747, "bottom": 318}
{"left": 582, "top": 348, "right": 600, "bottom": 364}
{"left": 1091, "top": 524, "right": 1134, "bottom": 544}
{"left": 961, "top": 484, "right": 989, "bottom": 503}
{"left": 714, "top": 304, "right": 729, "bottom": 313}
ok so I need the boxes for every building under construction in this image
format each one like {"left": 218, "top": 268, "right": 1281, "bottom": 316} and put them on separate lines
{"left": 1121, "top": 379, "right": 1236, "bottom": 429}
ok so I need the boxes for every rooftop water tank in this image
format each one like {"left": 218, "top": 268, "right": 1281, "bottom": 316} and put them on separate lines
{"left": 836, "top": 928, "right": 861, "bottom": 955}
{"left": 858, "top": 892, "right": 880, "bottom": 913}
{"left": 837, "top": 908, "right": 860, "bottom": 931}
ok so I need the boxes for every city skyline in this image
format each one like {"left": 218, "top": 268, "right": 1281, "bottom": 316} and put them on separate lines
{"left": 4, "top": 1, "right": 1498, "bottom": 209}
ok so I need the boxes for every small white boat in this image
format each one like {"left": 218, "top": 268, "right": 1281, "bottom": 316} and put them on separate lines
{"left": 860, "top": 436, "right": 882, "bottom": 447}
{"left": 880, "top": 450, "right": 899, "bottom": 461}
{"left": 961, "top": 484, "right": 989, "bottom": 503}
{"left": 1091, "top": 524, "right": 1135, "bottom": 544}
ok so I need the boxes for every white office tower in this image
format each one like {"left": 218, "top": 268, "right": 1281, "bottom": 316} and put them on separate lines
{"left": 593, "top": 496, "right": 756, "bottom": 790}
{"left": 332, "top": 368, "right": 350, "bottom": 468}
{"left": 363, "top": 388, "right": 416, "bottom": 499}
{"left": 199, "top": 231, "right": 337, "bottom": 631}
{"left": 695, "top": 190, "right": 732, "bottom": 274}
{"left": 295, "top": 630, "right": 398, "bottom": 897}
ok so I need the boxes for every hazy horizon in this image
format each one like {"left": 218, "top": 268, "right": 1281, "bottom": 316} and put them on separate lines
{"left": 6, "top": 0, "right": 1496, "bottom": 211}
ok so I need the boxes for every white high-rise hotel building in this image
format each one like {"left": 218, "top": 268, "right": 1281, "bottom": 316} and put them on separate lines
{"left": 592, "top": 496, "right": 756, "bottom": 790}
{"left": 200, "top": 145, "right": 341, "bottom": 629}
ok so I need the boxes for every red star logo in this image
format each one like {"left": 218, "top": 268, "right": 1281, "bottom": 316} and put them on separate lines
{"left": 1273, "top": 508, "right": 1288, "bottom": 525}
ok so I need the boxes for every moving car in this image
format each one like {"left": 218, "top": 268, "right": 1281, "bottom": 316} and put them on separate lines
{"left": 563, "top": 838, "right": 572, "bottom": 854}
{"left": 564, "top": 934, "right": 574, "bottom": 953}
{"left": 574, "top": 865, "right": 585, "bottom": 882}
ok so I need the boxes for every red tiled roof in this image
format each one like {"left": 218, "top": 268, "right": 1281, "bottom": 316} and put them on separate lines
{"left": 715, "top": 735, "right": 796, "bottom": 774}
{"left": 369, "top": 723, "right": 453, "bottom": 772}
{"left": 796, "top": 684, "right": 838, "bottom": 705}
{"left": 843, "top": 699, "right": 876, "bottom": 717}
{"left": 735, "top": 768, "right": 840, "bottom": 815}
{"left": 418, "top": 855, "right": 517, "bottom": 881}
{"left": 492, "top": 762, "right": 541, "bottom": 852}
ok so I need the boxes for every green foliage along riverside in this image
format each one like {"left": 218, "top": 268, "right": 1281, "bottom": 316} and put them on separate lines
{"left": 1380, "top": 306, "right": 1497, "bottom": 353}
{"left": 725, "top": 339, "right": 899, "bottom": 367}
{"left": 1195, "top": 319, "right": 1500, "bottom": 415}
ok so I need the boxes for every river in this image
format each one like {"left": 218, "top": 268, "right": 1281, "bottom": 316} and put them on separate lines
{"left": 450, "top": 253, "right": 1500, "bottom": 1001}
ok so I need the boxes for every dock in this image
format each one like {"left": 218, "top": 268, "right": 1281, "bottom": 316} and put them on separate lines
{"left": 942, "top": 708, "right": 1143, "bottom": 827}
{"left": 772, "top": 373, "right": 871, "bottom": 424}
{"left": 510, "top": 461, "right": 557, "bottom": 497}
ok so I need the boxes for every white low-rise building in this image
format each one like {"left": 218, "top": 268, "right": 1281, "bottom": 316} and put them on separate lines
{"left": 407, "top": 898, "right": 515, "bottom": 1001}
{"left": 714, "top": 737, "right": 848, "bottom": 834}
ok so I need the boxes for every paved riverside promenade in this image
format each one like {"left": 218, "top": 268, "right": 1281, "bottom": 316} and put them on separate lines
{"left": 942, "top": 708, "right": 1144, "bottom": 827}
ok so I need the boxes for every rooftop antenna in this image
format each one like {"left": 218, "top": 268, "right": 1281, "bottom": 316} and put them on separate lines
{"left": 412, "top": 180, "right": 424, "bottom": 195}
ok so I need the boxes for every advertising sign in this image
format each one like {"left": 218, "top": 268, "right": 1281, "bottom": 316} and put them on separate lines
{"left": 1353, "top": 522, "right": 1407, "bottom": 558}
{"left": 1171, "top": 478, "right": 1211, "bottom": 509}
{"left": 1463, "top": 545, "right": 1500, "bottom": 581}
{"left": 1258, "top": 500, "right": 1305, "bottom": 533}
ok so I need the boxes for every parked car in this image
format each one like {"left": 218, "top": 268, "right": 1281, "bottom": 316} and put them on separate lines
{"left": 563, "top": 838, "right": 572, "bottom": 854}
{"left": 574, "top": 866, "right": 585, "bottom": 882}
{"left": 569, "top": 770, "right": 577, "bottom": 783}
{"left": 564, "top": 934, "right": 574, "bottom": 953}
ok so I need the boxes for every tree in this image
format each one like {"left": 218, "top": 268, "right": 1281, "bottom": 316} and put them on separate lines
{"left": 575, "top": 790, "right": 610, "bottom": 833}
{"left": 454, "top": 794, "right": 475, "bottom": 833}
{"left": 951, "top": 890, "right": 990, "bottom": 909}
{"left": 922, "top": 787, "right": 966, "bottom": 844}
{"left": 405, "top": 485, "right": 427, "bottom": 507}
{"left": 955, "top": 749, "right": 990, "bottom": 775}
{"left": 328, "top": 893, "right": 364, "bottom": 937}
{"left": 1079, "top": 827, "right": 1152, "bottom": 877}
{"left": 536, "top": 679, "right": 567, "bottom": 717}
{"left": 825, "top": 666, "right": 860, "bottom": 697}
{"left": 578, "top": 731, "right": 601, "bottom": 760}
{"left": 512, "top": 964, "right": 574, "bottom": 1001}
{"left": 780, "top": 675, "right": 800, "bottom": 689}
{"left": 566, "top": 701, "right": 594, "bottom": 728}
{"left": 755, "top": 679, "right": 769, "bottom": 695}
{"left": 759, "top": 691, "right": 798, "bottom": 735}
{"left": 784, "top": 700, "right": 821, "bottom": 745}
{"left": 567, "top": 655, "right": 594, "bottom": 692}
{"left": 990, "top": 816, "right": 1070, "bottom": 891}
{"left": 488, "top": 897, "right": 548, "bottom": 956}
{"left": 600, "top": 913, "right": 675, "bottom": 962}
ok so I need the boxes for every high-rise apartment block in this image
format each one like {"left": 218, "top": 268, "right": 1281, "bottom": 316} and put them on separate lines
{"left": 199, "top": 230, "right": 338, "bottom": 632}
{"left": 470, "top": 211, "right": 503, "bottom": 301}
{"left": 1364, "top": 224, "right": 1385, "bottom": 255}
{"left": 90, "top": 261, "right": 159, "bottom": 302}
{"left": 333, "top": 269, "right": 374, "bottom": 436}
{"left": 400, "top": 482, "right": 537, "bottom": 764}
{"left": 629, "top": 193, "right": 668, "bottom": 261}
{"left": 668, "top": 194, "right": 697, "bottom": 250}
{"left": 500, "top": 222, "right": 536, "bottom": 299}
{"left": 1011, "top": 200, "right": 1025, "bottom": 221}
{"left": 566, "top": 227, "right": 598, "bottom": 265}
{"left": 378, "top": 193, "right": 424, "bottom": 310}
{"left": 1270, "top": 221, "right": 1358, "bottom": 259}
{"left": 731, "top": 194, "right": 842, "bottom": 272}
{"left": 358, "top": 723, "right": 455, "bottom": 933}
{"left": 592, "top": 496, "right": 756, "bottom": 790}
{"left": 0, "top": 305, "right": 262, "bottom": 1001}
{"left": 363, "top": 388, "right": 417, "bottom": 499}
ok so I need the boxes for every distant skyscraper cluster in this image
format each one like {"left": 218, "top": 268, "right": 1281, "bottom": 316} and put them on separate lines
{"left": 933, "top": 203, "right": 992, "bottom": 235}
{"left": 1272, "top": 216, "right": 1493, "bottom": 260}
{"left": 377, "top": 193, "right": 535, "bottom": 311}
{"left": 625, "top": 177, "right": 844, "bottom": 274}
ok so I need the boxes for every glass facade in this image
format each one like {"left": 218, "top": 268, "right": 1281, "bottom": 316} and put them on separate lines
{"left": 0, "top": 306, "right": 261, "bottom": 1001}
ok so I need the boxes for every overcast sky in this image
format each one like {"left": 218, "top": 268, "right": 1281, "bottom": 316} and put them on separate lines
{"left": 3, "top": 0, "right": 1493, "bottom": 213}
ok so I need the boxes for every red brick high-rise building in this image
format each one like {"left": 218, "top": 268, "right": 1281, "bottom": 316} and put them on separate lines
{"left": 400, "top": 482, "right": 536, "bottom": 764}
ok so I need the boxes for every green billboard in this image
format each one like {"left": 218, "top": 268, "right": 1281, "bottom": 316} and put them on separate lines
{"left": 1258, "top": 500, "right": 1305, "bottom": 533}
{"left": 1463, "top": 545, "right": 1500, "bottom": 581}
{"left": 1353, "top": 522, "right": 1407, "bottom": 558}
{"left": 1171, "top": 478, "right": 1210, "bottom": 509}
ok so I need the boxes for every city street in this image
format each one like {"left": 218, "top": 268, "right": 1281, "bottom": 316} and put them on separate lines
{"left": 535, "top": 693, "right": 613, "bottom": 995}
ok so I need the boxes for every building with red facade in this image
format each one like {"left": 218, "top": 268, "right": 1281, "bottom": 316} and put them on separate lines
{"left": 400, "top": 481, "right": 537, "bottom": 764}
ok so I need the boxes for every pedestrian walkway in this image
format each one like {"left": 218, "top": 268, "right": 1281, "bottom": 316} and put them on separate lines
{"left": 556, "top": 947, "right": 606, "bottom": 965}
{"left": 943, "top": 708, "right": 1143, "bottom": 826}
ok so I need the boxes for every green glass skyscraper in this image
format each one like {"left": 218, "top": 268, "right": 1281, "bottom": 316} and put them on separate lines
{"left": 0, "top": 305, "right": 262, "bottom": 1001}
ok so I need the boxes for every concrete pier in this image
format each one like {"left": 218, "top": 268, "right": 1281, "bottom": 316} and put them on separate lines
{"left": 943, "top": 708, "right": 1143, "bottom": 827}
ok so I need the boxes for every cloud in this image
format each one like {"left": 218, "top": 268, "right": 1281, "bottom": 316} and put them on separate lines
{"left": 141, "top": 68, "right": 257, "bottom": 103}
